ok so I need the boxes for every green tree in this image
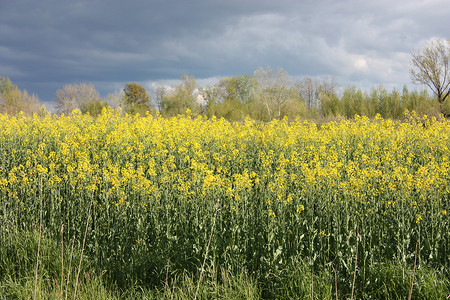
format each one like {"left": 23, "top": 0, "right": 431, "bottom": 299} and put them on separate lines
{"left": 410, "top": 39, "right": 450, "bottom": 115}
{"left": 315, "top": 77, "right": 340, "bottom": 118}
{"left": 224, "top": 74, "right": 255, "bottom": 106}
{"left": 123, "top": 83, "right": 150, "bottom": 106}
{"left": 0, "top": 76, "right": 19, "bottom": 114}
{"left": 319, "top": 93, "right": 341, "bottom": 118}
{"left": 402, "top": 88, "right": 441, "bottom": 116}
{"left": 202, "top": 80, "right": 228, "bottom": 117}
{"left": 0, "top": 76, "right": 41, "bottom": 115}
{"left": 123, "top": 82, "right": 151, "bottom": 115}
{"left": 0, "top": 76, "right": 17, "bottom": 95}
{"left": 341, "top": 86, "right": 366, "bottom": 118}
{"left": 80, "top": 99, "right": 108, "bottom": 116}
{"left": 202, "top": 75, "right": 256, "bottom": 121}
{"left": 162, "top": 75, "right": 200, "bottom": 116}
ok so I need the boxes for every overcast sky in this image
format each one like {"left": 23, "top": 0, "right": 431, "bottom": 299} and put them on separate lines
{"left": 1, "top": 0, "right": 448, "bottom": 106}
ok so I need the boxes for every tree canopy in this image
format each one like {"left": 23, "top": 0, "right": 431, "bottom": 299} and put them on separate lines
{"left": 0, "top": 76, "right": 41, "bottom": 115}
{"left": 123, "top": 83, "right": 150, "bottom": 106}
{"left": 161, "top": 75, "right": 200, "bottom": 116}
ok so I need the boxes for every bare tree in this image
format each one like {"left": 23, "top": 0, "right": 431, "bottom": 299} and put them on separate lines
{"left": 105, "top": 89, "right": 125, "bottom": 109}
{"left": 294, "top": 76, "right": 339, "bottom": 110}
{"left": 20, "top": 90, "right": 41, "bottom": 115}
{"left": 294, "top": 77, "right": 318, "bottom": 109}
{"left": 410, "top": 39, "right": 450, "bottom": 114}
{"left": 317, "top": 76, "right": 340, "bottom": 97}
{"left": 254, "top": 66, "right": 292, "bottom": 120}
{"left": 181, "top": 75, "right": 196, "bottom": 95}
{"left": 153, "top": 85, "right": 167, "bottom": 112}
{"left": 54, "top": 83, "right": 100, "bottom": 115}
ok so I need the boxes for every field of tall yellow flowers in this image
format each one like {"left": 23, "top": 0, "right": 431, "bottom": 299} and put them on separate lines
{"left": 0, "top": 108, "right": 449, "bottom": 298}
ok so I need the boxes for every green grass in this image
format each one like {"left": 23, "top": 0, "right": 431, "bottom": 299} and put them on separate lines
{"left": 1, "top": 230, "right": 448, "bottom": 299}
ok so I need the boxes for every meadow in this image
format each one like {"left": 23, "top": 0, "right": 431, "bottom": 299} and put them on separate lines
{"left": 0, "top": 109, "right": 448, "bottom": 299}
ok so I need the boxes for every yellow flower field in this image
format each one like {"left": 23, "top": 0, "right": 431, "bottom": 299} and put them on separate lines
{"left": 0, "top": 109, "right": 448, "bottom": 297}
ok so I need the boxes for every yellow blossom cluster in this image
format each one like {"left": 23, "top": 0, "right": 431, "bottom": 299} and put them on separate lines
{"left": 0, "top": 110, "right": 448, "bottom": 214}
{"left": 1, "top": 109, "right": 448, "bottom": 283}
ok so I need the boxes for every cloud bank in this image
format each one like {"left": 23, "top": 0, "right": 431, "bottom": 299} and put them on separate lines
{"left": 1, "top": 0, "right": 448, "bottom": 103}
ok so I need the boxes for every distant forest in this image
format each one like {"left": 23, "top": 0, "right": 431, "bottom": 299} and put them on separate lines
{"left": 1, "top": 71, "right": 448, "bottom": 122}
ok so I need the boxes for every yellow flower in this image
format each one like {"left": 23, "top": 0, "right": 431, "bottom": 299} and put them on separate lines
{"left": 268, "top": 209, "right": 276, "bottom": 218}
{"left": 416, "top": 216, "right": 423, "bottom": 224}
{"left": 284, "top": 193, "right": 293, "bottom": 206}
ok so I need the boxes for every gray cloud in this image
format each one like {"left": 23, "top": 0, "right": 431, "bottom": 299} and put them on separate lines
{"left": 1, "top": 0, "right": 449, "bottom": 104}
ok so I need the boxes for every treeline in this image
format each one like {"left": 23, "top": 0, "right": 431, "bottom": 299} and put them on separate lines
{"left": 201, "top": 70, "right": 449, "bottom": 121}
{"left": 1, "top": 68, "right": 449, "bottom": 120}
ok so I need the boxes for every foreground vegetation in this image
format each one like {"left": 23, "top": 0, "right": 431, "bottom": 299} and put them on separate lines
{"left": 1, "top": 109, "right": 449, "bottom": 299}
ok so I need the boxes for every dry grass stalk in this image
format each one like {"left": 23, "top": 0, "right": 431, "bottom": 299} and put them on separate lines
{"left": 194, "top": 201, "right": 220, "bottom": 300}
{"left": 351, "top": 227, "right": 360, "bottom": 300}
{"left": 33, "top": 176, "right": 43, "bottom": 300}
{"left": 408, "top": 242, "right": 419, "bottom": 300}
{"left": 73, "top": 185, "right": 96, "bottom": 300}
